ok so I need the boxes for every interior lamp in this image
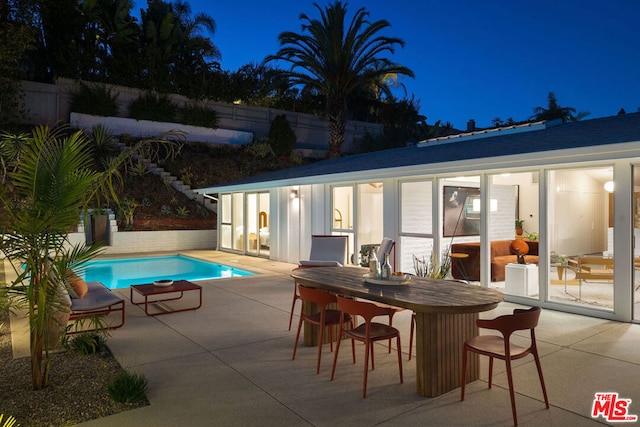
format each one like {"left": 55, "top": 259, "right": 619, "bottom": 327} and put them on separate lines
{"left": 472, "top": 199, "right": 498, "bottom": 212}
{"left": 604, "top": 181, "right": 614, "bottom": 193}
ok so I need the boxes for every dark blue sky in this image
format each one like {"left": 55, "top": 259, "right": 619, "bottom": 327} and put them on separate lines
{"left": 136, "top": 1, "right": 640, "bottom": 129}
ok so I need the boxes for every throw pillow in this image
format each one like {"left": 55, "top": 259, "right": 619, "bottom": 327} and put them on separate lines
{"left": 510, "top": 239, "right": 529, "bottom": 256}
{"left": 66, "top": 269, "right": 88, "bottom": 299}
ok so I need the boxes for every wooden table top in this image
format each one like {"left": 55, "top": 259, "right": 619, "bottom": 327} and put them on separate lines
{"left": 291, "top": 267, "right": 503, "bottom": 314}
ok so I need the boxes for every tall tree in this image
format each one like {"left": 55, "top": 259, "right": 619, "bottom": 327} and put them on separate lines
{"left": 81, "top": 0, "right": 139, "bottom": 83}
{"left": 0, "top": 0, "right": 34, "bottom": 124}
{"left": 266, "top": 1, "right": 414, "bottom": 158}
{"left": 531, "top": 92, "right": 589, "bottom": 123}
{"left": 139, "top": 0, "right": 219, "bottom": 95}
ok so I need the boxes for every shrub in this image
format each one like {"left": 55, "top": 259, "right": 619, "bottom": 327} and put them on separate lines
{"left": 245, "top": 141, "right": 274, "bottom": 158}
{"left": 175, "top": 206, "right": 189, "bottom": 217}
{"left": 107, "top": 371, "right": 148, "bottom": 403}
{"left": 128, "top": 92, "right": 177, "bottom": 122}
{"left": 268, "top": 114, "right": 296, "bottom": 157}
{"left": 61, "top": 331, "right": 107, "bottom": 355}
{"left": 70, "top": 83, "right": 118, "bottom": 117}
{"left": 179, "top": 103, "right": 218, "bottom": 128}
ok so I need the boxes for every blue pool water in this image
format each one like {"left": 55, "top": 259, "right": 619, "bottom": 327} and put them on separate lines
{"left": 81, "top": 255, "right": 254, "bottom": 289}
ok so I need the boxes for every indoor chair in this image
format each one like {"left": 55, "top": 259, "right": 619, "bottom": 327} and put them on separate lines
{"left": 460, "top": 306, "right": 549, "bottom": 426}
{"left": 288, "top": 235, "right": 348, "bottom": 330}
{"left": 292, "top": 286, "right": 353, "bottom": 374}
{"left": 331, "top": 295, "right": 403, "bottom": 398}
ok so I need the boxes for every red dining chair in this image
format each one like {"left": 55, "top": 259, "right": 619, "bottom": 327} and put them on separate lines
{"left": 331, "top": 295, "right": 403, "bottom": 398}
{"left": 292, "top": 286, "right": 353, "bottom": 374}
{"left": 461, "top": 306, "right": 549, "bottom": 426}
{"left": 289, "top": 235, "right": 348, "bottom": 330}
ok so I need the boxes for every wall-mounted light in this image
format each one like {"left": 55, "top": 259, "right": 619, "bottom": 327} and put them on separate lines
{"left": 604, "top": 181, "right": 614, "bottom": 193}
{"left": 290, "top": 189, "right": 299, "bottom": 199}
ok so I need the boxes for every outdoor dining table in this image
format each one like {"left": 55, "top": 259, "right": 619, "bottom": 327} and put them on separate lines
{"left": 290, "top": 266, "right": 504, "bottom": 397}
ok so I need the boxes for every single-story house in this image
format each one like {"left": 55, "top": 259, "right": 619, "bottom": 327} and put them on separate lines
{"left": 195, "top": 112, "right": 640, "bottom": 323}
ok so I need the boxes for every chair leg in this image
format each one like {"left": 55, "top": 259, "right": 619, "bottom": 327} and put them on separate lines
{"left": 505, "top": 359, "right": 518, "bottom": 426}
{"left": 292, "top": 315, "right": 304, "bottom": 360}
{"left": 288, "top": 285, "right": 299, "bottom": 331}
{"left": 408, "top": 312, "right": 415, "bottom": 360}
{"left": 370, "top": 342, "right": 375, "bottom": 370}
{"left": 363, "top": 339, "right": 370, "bottom": 398}
{"left": 316, "top": 317, "right": 325, "bottom": 375}
{"left": 387, "top": 312, "right": 394, "bottom": 353}
{"left": 396, "top": 335, "right": 403, "bottom": 384}
{"left": 330, "top": 328, "right": 343, "bottom": 381}
{"left": 488, "top": 357, "right": 494, "bottom": 388}
{"left": 533, "top": 352, "right": 550, "bottom": 408}
{"left": 461, "top": 347, "right": 468, "bottom": 401}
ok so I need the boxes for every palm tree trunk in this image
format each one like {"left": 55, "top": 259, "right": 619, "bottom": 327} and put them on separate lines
{"left": 327, "top": 95, "right": 346, "bottom": 158}
{"left": 30, "top": 328, "right": 44, "bottom": 390}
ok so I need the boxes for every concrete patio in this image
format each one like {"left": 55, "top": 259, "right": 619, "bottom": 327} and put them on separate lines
{"left": 19, "top": 250, "right": 639, "bottom": 426}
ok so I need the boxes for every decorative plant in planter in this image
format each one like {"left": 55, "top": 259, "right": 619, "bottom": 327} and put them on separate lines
{"left": 413, "top": 247, "right": 452, "bottom": 279}
{"left": 515, "top": 219, "right": 525, "bottom": 235}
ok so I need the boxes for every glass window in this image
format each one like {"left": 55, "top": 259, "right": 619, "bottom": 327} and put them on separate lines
{"left": 220, "top": 194, "right": 232, "bottom": 249}
{"left": 547, "top": 167, "right": 613, "bottom": 310}
{"left": 332, "top": 185, "right": 355, "bottom": 264}
{"left": 232, "top": 192, "right": 244, "bottom": 251}
{"left": 489, "top": 172, "right": 539, "bottom": 297}
{"left": 357, "top": 183, "right": 383, "bottom": 266}
{"left": 399, "top": 180, "right": 434, "bottom": 274}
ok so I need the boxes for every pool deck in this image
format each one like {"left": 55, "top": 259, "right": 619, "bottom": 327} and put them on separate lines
{"left": 9, "top": 250, "right": 640, "bottom": 426}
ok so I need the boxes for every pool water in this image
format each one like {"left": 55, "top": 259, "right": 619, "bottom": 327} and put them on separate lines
{"left": 81, "top": 255, "right": 254, "bottom": 289}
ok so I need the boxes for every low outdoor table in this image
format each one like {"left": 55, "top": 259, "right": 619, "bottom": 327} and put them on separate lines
{"left": 290, "top": 266, "right": 504, "bottom": 398}
{"left": 130, "top": 280, "right": 202, "bottom": 316}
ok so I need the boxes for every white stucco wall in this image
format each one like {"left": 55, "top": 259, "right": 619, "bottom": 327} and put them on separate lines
{"left": 70, "top": 113, "right": 253, "bottom": 145}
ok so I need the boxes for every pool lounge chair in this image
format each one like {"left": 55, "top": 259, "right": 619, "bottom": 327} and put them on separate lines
{"left": 64, "top": 281, "right": 125, "bottom": 334}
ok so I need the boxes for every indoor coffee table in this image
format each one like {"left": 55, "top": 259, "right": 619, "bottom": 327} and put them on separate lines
{"left": 130, "top": 280, "right": 202, "bottom": 316}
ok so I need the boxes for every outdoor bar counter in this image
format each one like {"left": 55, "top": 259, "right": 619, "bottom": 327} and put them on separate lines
{"left": 290, "top": 266, "right": 504, "bottom": 397}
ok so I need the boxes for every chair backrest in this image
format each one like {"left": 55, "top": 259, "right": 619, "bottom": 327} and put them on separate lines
{"left": 301, "top": 235, "right": 348, "bottom": 265}
{"left": 375, "top": 238, "right": 395, "bottom": 262}
{"left": 298, "top": 285, "right": 337, "bottom": 307}
{"left": 477, "top": 306, "right": 541, "bottom": 339}
{"left": 336, "top": 295, "right": 395, "bottom": 323}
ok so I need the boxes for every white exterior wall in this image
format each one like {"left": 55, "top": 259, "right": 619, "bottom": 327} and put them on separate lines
{"left": 70, "top": 113, "right": 253, "bottom": 145}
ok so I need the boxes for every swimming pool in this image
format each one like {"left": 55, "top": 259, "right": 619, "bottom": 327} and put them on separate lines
{"left": 81, "top": 255, "right": 254, "bottom": 289}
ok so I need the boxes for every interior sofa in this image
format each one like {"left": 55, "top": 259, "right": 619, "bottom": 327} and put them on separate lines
{"left": 450, "top": 239, "right": 539, "bottom": 282}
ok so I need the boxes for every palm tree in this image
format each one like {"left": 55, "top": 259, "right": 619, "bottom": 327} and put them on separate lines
{"left": 266, "top": 1, "right": 414, "bottom": 158}
{"left": 139, "top": 0, "right": 220, "bottom": 95}
{"left": 0, "top": 126, "right": 105, "bottom": 390}
{"left": 0, "top": 125, "right": 182, "bottom": 390}
{"left": 531, "top": 92, "right": 590, "bottom": 123}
